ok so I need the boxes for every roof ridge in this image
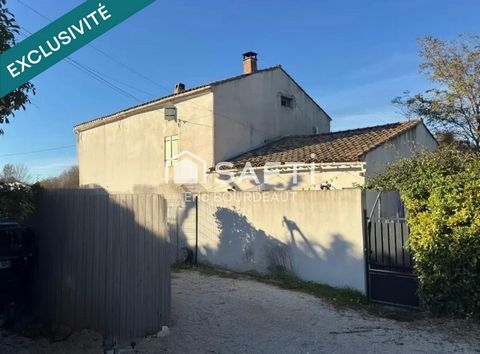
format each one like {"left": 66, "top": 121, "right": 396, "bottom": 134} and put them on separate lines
{"left": 319, "top": 119, "right": 421, "bottom": 137}
{"left": 257, "top": 119, "right": 421, "bottom": 141}
{"left": 353, "top": 119, "right": 422, "bottom": 159}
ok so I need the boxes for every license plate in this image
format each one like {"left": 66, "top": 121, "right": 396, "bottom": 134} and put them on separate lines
{"left": 0, "top": 260, "right": 12, "bottom": 269}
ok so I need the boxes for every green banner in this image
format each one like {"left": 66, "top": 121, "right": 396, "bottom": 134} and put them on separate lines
{"left": 0, "top": 0, "right": 155, "bottom": 98}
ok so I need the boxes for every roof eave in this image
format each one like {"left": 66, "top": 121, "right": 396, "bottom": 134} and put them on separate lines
{"left": 74, "top": 86, "right": 213, "bottom": 133}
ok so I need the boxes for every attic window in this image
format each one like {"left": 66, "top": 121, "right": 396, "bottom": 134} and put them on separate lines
{"left": 281, "top": 95, "right": 294, "bottom": 108}
{"left": 165, "top": 107, "right": 177, "bottom": 121}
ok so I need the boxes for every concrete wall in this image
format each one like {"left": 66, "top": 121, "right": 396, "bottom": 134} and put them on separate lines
{"left": 180, "top": 190, "right": 367, "bottom": 293}
{"left": 77, "top": 92, "right": 214, "bottom": 193}
{"left": 213, "top": 68, "right": 331, "bottom": 162}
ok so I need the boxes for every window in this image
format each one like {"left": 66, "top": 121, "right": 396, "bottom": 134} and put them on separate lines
{"left": 164, "top": 135, "right": 179, "bottom": 166}
{"left": 280, "top": 95, "right": 294, "bottom": 108}
{"left": 165, "top": 107, "right": 177, "bottom": 121}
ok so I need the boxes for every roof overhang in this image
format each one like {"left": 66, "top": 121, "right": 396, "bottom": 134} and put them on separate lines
{"left": 74, "top": 86, "right": 212, "bottom": 133}
{"left": 211, "top": 161, "right": 366, "bottom": 174}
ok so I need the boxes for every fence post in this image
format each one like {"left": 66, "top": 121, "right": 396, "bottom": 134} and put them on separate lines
{"left": 195, "top": 195, "right": 198, "bottom": 265}
{"left": 363, "top": 209, "right": 370, "bottom": 300}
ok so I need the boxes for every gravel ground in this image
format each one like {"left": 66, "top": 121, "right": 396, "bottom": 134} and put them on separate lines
{"left": 0, "top": 329, "right": 102, "bottom": 354}
{"left": 1, "top": 270, "right": 479, "bottom": 353}
{"left": 135, "top": 270, "right": 480, "bottom": 354}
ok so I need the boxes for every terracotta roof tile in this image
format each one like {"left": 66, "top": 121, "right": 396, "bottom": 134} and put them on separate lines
{"left": 228, "top": 120, "right": 423, "bottom": 168}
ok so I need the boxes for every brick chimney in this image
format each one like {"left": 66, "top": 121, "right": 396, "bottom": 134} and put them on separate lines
{"left": 242, "top": 51, "right": 258, "bottom": 74}
{"left": 174, "top": 83, "right": 185, "bottom": 94}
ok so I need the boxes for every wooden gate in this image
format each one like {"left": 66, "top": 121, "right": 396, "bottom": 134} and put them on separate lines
{"left": 365, "top": 217, "right": 419, "bottom": 308}
{"left": 33, "top": 190, "right": 171, "bottom": 339}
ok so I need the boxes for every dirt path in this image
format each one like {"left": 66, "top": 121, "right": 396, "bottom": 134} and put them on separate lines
{"left": 136, "top": 270, "right": 480, "bottom": 353}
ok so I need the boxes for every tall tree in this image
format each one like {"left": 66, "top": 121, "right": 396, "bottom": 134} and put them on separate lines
{"left": 0, "top": 0, "right": 35, "bottom": 134}
{"left": 394, "top": 35, "right": 480, "bottom": 151}
{"left": 1, "top": 163, "right": 32, "bottom": 183}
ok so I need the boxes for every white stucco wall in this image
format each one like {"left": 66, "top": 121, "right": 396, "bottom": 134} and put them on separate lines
{"left": 363, "top": 122, "right": 438, "bottom": 179}
{"left": 178, "top": 189, "right": 366, "bottom": 293}
{"left": 213, "top": 68, "right": 331, "bottom": 162}
{"left": 363, "top": 122, "right": 438, "bottom": 217}
{"left": 77, "top": 91, "right": 214, "bottom": 193}
{"left": 77, "top": 68, "right": 332, "bottom": 193}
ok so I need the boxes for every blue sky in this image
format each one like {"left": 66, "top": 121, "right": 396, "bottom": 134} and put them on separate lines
{"left": 1, "top": 0, "right": 479, "bottom": 179}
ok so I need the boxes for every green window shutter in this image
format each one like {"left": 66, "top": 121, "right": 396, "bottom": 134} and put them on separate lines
{"left": 165, "top": 136, "right": 172, "bottom": 166}
{"left": 171, "top": 135, "right": 179, "bottom": 165}
{"left": 164, "top": 135, "right": 179, "bottom": 166}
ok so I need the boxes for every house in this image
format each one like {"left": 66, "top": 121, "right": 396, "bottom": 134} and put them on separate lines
{"left": 73, "top": 53, "right": 439, "bottom": 294}
{"left": 74, "top": 52, "right": 437, "bottom": 194}
{"left": 74, "top": 52, "right": 331, "bottom": 194}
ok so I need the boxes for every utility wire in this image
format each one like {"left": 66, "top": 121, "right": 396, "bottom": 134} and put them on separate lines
{"left": 84, "top": 64, "right": 156, "bottom": 97}
{"left": 18, "top": 28, "right": 144, "bottom": 103}
{"left": 16, "top": 0, "right": 172, "bottom": 94}
{"left": 0, "top": 145, "right": 76, "bottom": 158}
{"left": 16, "top": 0, "right": 276, "bottom": 136}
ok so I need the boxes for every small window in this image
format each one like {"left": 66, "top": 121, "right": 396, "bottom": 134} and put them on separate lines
{"left": 165, "top": 135, "right": 179, "bottom": 166}
{"left": 165, "top": 107, "right": 177, "bottom": 121}
{"left": 280, "top": 95, "right": 294, "bottom": 108}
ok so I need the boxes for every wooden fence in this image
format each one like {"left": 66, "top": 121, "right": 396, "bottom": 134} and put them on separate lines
{"left": 32, "top": 190, "right": 171, "bottom": 339}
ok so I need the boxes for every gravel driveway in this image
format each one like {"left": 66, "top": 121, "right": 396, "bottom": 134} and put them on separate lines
{"left": 135, "top": 270, "right": 480, "bottom": 353}
{"left": 1, "top": 270, "right": 478, "bottom": 353}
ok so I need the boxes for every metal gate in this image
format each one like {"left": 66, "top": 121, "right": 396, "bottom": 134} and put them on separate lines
{"left": 365, "top": 217, "right": 419, "bottom": 308}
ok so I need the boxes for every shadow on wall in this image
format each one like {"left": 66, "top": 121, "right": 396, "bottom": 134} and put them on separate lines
{"left": 203, "top": 208, "right": 292, "bottom": 272}
{"left": 202, "top": 207, "right": 365, "bottom": 291}
{"left": 171, "top": 197, "right": 198, "bottom": 263}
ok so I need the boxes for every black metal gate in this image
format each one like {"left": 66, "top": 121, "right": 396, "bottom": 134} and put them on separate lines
{"left": 365, "top": 217, "right": 419, "bottom": 308}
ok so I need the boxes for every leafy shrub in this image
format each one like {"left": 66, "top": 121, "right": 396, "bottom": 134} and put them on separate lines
{"left": 0, "top": 182, "right": 39, "bottom": 220}
{"left": 367, "top": 148, "right": 480, "bottom": 317}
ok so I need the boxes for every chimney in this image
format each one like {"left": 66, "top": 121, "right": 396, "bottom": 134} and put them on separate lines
{"left": 242, "top": 51, "right": 258, "bottom": 74}
{"left": 174, "top": 83, "right": 185, "bottom": 94}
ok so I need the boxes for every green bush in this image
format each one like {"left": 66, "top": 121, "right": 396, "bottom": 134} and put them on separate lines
{"left": 0, "top": 182, "right": 39, "bottom": 220}
{"left": 367, "top": 148, "right": 480, "bottom": 317}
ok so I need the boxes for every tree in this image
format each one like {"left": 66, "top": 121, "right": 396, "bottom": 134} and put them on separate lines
{"left": 41, "top": 166, "right": 79, "bottom": 189}
{"left": 394, "top": 35, "right": 480, "bottom": 151}
{"left": 0, "top": 163, "right": 32, "bottom": 184}
{"left": 0, "top": 0, "right": 35, "bottom": 134}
